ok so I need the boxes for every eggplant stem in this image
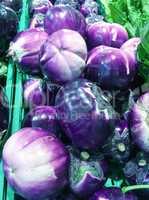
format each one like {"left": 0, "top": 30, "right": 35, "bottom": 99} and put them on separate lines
{"left": 122, "top": 185, "right": 149, "bottom": 193}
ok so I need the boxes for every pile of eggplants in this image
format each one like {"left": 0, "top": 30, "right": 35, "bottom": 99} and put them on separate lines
{"left": 2, "top": 0, "right": 149, "bottom": 200}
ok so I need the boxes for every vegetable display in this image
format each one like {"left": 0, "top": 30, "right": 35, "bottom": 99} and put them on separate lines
{"left": 1, "top": 1, "right": 149, "bottom": 200}
{"left": 2, "top": 128, "right": 70, "bottom": 200}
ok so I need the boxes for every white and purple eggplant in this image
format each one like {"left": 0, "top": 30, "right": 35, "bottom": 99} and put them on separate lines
{"left": 2, "top": 128, "right": 70, "bottom": 200}
{"left": 86, "top": 22, "right": 128, "bottom": 49}
{"left": 44, "top": 5, "right": 86, "bottom": 36}
{"left": 8, "top": 29, "right": 48, "bottom": 75}
{"left": 22, "top": 106, "right": 58, "bottom": 135}
{"left": 86, "top": 45, "right": 136, "bottom": 90}
{"left": 55, "top": 79, "right": 117, "bottom": 150}
{"left": 130, "top": 92, "right": 149, "bottom": 152}
{"left": 40, "top": 29, "right": 87, "bottom": 84}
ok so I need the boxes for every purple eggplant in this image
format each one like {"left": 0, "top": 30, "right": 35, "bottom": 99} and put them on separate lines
{"left": 44, "top": 5, "right": 86, "bottom": 36}
{"left": 86, "top": 22, "right": 128, "bottom": 49}
{"left": 69, "top": 151, "right": 106, "bottom": 199}
{"left": 23, "top": 78, "right": 49, "bottom": 108}
{"left": 8, "top": 29, "right": 48, "bottom": 75}
{"left": 29, "top": 0, "right": 53, "bottom": 15}
{"left": 55, "top": 79, "right": 117, "bottom": 150}
{"left": 40, "top": 29, "right": 87, "bottom": 84}
{"left": 103, "top": 120, "right": 131, "bottom": 164}
{"left": 80, "top": 0, "right": 99, "bottom": 17}
{"left": 130, "top": 92, "right": 149, "bottom": 152}
{"left": 86, "top": 22, "right": 111, "bottom": 49}
{"left": 90, "top": 188, "right": 138, "bottom": 200}
{"left": 22, "top": 106, "right": 58, "bottom": 135}
{"left": 109, "top": 23, "right": 128, "bottom": 48}
{"left": 29, "top": 13, "right": 45, "bottom": 30}
{"left": 2, "top": 128, "right": 70, "bottom": 200}
{"left": 86, "top": 45, "right": 136, "bottom": 90}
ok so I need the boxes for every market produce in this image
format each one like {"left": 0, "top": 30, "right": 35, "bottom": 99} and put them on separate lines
{"left": 85, "top": 13, "right": 104, "bottom": 25}
{"left": 130, "top": 92, "right": 149, "bottom": 152}
{"left": 0, "top": 0, "right": 22, "bottom": 12}
{"left": 22, "top": 106, "right": 58, "bottom": 135}
{"left": 2, "top": 128, "right": 70, "bottom": 200}
{"left": 86, "top": 22, "right": 128, "bottom": 49}
{"left": 44, "top": 5, "right": 86, "bottom": 36}
{"left": 0, "top": 4, "right": 18, "bottom": 54}
{"left": 69, "top": 151, "right": 106, "bottom": 198}
{"left": 8, "top": 29, "right": 48, "bottom": 75}
{"left": 55, "top": 79, "right": 117, "bottom": 150}
{"left": 40, "top": 29, "right": 87, "bottom": 84}
{"left": 23, "top": 78, "right": 48, "bottom": 108}
{"left": 29, "top": 0, "right": 53, "bottom": 15}
{"left": 86, "top": 45, "right": 136, "bottom": 90}
{"left": 103, "top": 120, "right": 131, "bottom": 164}
{"left": 89, "top": 188, "right": 138, "bottom": 200}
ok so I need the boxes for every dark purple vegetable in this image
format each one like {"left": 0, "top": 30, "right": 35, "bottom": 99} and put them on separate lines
{"left": 29, "top": 0, "right": 53, "bottom": 15}
{"left": 80, "top": 0, "right": 99, "bottom": 17}
{"left": 89, "top": 188, "right": 138, "bottom": 200}
{"left": 44, "top": 5, "right": 86, "bottom": 36}
{"left": 22, "top": 106, "right": 58, "bottom": 135}
{"left": 1, "top": 0, "right": 22, "bottom": 12}
{"left": 54, "top": 0, "right": 80, "bottom": 9}
{"left": 0, "top": 4, "right": 18, "bottom": 54}
{"left": 29, "top": 13, "right": 45, "bottom": 30}
{"left": 130, "top": 92, "right": 149, "bottom": 152}
{"left": 109, "top": 23, "right": 128, "bottom": 48}
{"left": 121, "top": 37, "right": 141, "bottom": 70}
{"left": 86, "top": 22, "right": 111, "bottom": 49}
{"left": 8, "top": 29, "right": 48, "bottom": 75}
{"left": 69, "top": 151, "right": 105, "bottom": 199}
{"left": 86, "top": 45, "right": 136, "bottom": 90}
{"left": 40, "top": 29, "right": 87, "bottom": 84}
{"left": 55, "top": 79, "right": 117, "bottom": 150}
{"left": 103, "top": 120, "right": 131, "bottom": 164}
{"left": 2, "top": 128, "right": 70, "bottom": 200}
{"left": 23, "top": 78, "right": 49, "bottom": 108}
{"left": 86, "top": 22, "right": 128, "bottom": 49}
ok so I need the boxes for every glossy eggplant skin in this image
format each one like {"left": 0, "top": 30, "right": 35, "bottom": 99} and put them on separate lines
{"left": 2, "top": 128, "right": 70, "bottom": 200}
{"left": 55, "top": 79, "right": 117, "bottom": 150}
{"left": 0, "top": 4, "right": 18, "bottom": 54}
{"left": 130, "top": 92, "right": 149, "bottom": 152}
{"left": 86, "top": 45, "right": 136, "bottom": 90}
{"left": 44, "top": 5, "right": 86, "bottom": 36}
{"left": 22, "top": 106, "right": 58, "bottom": 135}
{"left": 89, "top": 188, "right": 138, "bottom": 200}
{"left": 8, "top": 29, "right": 48, "bottom": 75}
